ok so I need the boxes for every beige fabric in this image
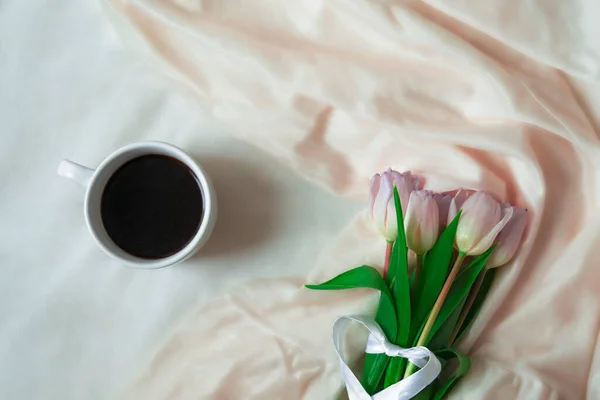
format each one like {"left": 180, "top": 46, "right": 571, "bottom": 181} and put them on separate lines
{"left": 104, "top": 0, "right": 600, "bottom": 398}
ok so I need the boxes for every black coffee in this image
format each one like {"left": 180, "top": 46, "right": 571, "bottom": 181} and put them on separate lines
{"left": 101, "top": 154, "right": 203, "bottom": 259}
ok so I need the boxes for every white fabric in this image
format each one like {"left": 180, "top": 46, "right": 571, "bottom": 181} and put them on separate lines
{"left": 333, "top": 315, "right": 441, "bottom": 400}
{"left": 100, "top": 0, "right": 600, "bottom": 399}
{"left": 5, "top": 0, "right": 600, "bottom": 399}
{"left": 0, "top": 2, "right": 361, "bottom": 399}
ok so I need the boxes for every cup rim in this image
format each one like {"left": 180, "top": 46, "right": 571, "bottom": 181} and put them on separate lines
{"left": 83, "top": 141, "right": 215, "bottom": 269}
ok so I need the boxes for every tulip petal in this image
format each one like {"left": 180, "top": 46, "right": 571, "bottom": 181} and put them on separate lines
{"left": 464, "top": 193, "right": 502, "bottom": 246}
{"left": 394, "top": 178, "right": 411, "bottom": 213}
{"left": 422, "top": 195, "right": 439, "bottom": 250}
{"left": 447, "top": 189, "right": 471, "bottom": 226}
{"left": 414, "top": 176, "right": 423, "bottom": 191}
{"left": 369, "top": 174, "right": 381, "bottom": 220}
{"left": 384, "top": 201, "right": 398, "bottom": 241}
{"left": 434, "top": 193, "right": 452, "bottom": 231}
{"left": 488, "top": 207, "right": 528, "bottom": 268}
{"left": 468, "top": 205, "right": 514, "bottom": 256}
{"left": 373, "top": 178, "right": 393, "bottom": 236}
{"left": 404, "top": 191, "right": 421, "bottom": 252}
{"left": 404, "top": 191, "right": 419, "bottom": 231}
{"left": 369, "top": 169, "right": 423, "bottom": 242}
{"left": 448, "top": 197, "right": 459, "bottom": 226}
{"left": 405, "top": 190, "right": 439, "bottom": 255}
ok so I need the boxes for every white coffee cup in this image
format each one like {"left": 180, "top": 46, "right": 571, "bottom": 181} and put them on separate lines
{"left": 57, "top": 141, "right": 216, "bottom": 269}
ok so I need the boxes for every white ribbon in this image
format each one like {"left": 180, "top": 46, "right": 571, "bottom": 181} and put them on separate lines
{"left": 333, "top": 315, "right": 441, "bottom": 400}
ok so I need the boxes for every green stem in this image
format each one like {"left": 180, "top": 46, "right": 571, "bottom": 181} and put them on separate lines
{"left": 404, "top": 252, "right": 466, "bottom": 378}
{"left": 448, "top": 269, "right": 487, "bottom": 346}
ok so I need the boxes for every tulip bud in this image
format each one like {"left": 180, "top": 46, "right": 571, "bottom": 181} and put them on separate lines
{"left": 487, "top": 205, "right": 527, "bottom": 268}
{"left": 455, "top": 191, "right": 513, "bottom": 256}
{"left": 369, "top": 169, "right": 421, "bottom": 242}
{"left": 405, "top": 190, "right": 439, "bottom": 255}
{"left": 433, "top": 193, "right": 452, "bottom": 232}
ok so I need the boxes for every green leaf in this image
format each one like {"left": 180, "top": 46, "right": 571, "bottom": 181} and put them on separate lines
{"left": 306, "top": 265, "right": 399, "bottom": 395}
{"left": 432, "top": 348, "right": 470, "bottom": 400}
{"left": 382, "top": 186, "right": 412, "bottom": 388}
{"left": 383, "top": 357, "right": 407, "bottom": 389}
{"left": 364, "top": 284, "right": 401, "bottom": 389}
{"left": 391, "top": 187, "right": 411, "bottom": 345}
{"left": 425, "top": 246, "right": 495, "bottom": 344}
{"left": 305, "top": 265, "right": 397, "bottom": 339}
{"left": 361, "top": 291, "right": 397, "bottom": 394}
{"left": 429, "top": 296, "right": 466, "bottom": 350}
{"left": 361, "top": 354, "right": 389, "bottom": 395}
{"left": 454, "top": 268, "right": 497, "bottom": 344}
{"left": 409, "top": 212, "right": 461, "bottom": 341}
{"left": 400, "top": 213, "right": 461, "bottom": 383}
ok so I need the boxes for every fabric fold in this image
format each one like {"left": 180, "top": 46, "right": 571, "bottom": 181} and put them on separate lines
{"left": 104, "top": 1, "right": 600, "bottom": 398}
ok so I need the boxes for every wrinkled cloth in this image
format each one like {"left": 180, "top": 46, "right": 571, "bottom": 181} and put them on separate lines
{"left": 103, "top": 0, "right": 600, "bottom": 398}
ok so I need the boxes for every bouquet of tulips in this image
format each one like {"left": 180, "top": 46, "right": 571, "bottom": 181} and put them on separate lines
{"left": 307, "top": 169, "right": 527, "bottom": 399}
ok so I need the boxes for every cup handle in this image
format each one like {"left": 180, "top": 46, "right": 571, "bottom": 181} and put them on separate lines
{"left": 57, "top": 160, "right": 95, "bottom": 188}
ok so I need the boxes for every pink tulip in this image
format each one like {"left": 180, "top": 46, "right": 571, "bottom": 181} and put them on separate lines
{"left": 369, "top": 169, "right": 421, "bottom": 242}
{"left": 405, "top": 190, "right": 439, "bottom": 255}
{"left": 433, "top": 193, "right": 452, "bottom": 232}
{"left": 487, "top": 205, "right": 528, "bottom": 268}
{"left": 447, "top": 189, "right": 474, "bottom": 226}
{"left": 455, "top": 191, "right": 513, "bottom": 256}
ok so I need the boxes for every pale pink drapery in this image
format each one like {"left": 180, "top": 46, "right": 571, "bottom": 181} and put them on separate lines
{"left": 104, "top": 0, "right": 600, "bottom": 398}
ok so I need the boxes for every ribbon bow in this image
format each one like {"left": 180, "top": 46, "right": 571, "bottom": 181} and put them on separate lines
{"left": 333, "top": 315, "right": 441, "bottom": 400}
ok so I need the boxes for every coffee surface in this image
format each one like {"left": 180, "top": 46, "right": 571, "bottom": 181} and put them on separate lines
{"left": 101, "top": 154, "right": 203, "bottom": 259}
